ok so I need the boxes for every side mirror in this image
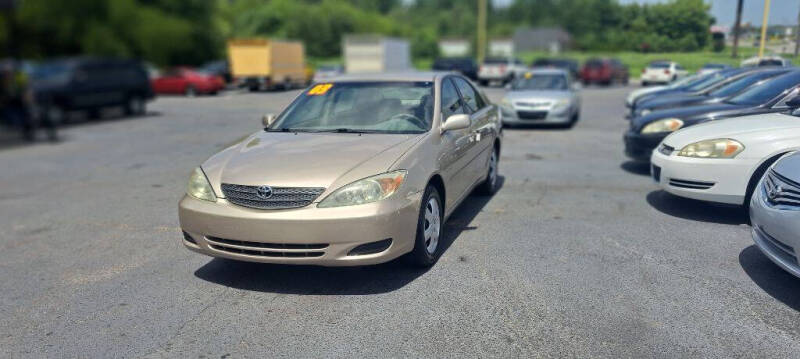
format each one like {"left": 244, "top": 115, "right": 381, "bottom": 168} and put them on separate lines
{"left": 441, "top": 114, "right": 470, "bottom": 133}
{"left": 262, "top": 113, "right": 277, "bottom": 128}
{"left": 786, "top": 96, "right": 800, "bottom": 109}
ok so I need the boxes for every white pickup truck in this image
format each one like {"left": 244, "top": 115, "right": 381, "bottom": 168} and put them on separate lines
{"left": 478, "top": 57, "right": 527, "bottom": 87}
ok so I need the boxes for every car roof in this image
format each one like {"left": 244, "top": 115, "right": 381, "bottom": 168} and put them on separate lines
{"left": 322, "top": 71, "right": 443, "bottom": 83}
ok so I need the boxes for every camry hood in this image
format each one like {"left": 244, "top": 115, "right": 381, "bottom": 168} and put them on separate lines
{"left": 201, "top": 131, "right": 422, "bottom": 192}
{"left": 663, "top": 113, "right": 800, "bottom": 149}
{"left": 772, "top": 151, "right": 800, "bottom": 181}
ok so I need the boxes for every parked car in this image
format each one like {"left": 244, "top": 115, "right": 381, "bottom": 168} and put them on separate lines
{"left": 531, "top": 58, "right": 579, "bottom": 78}
{"left": 632, "top": 68, "right": 790, "bottom": 117}
{"left": 580, "top": 58, "right": 628, "bottom": 86}
{"left": 750, "top": 151, "right": 800, "bottom": 278}
{"left": 742, "top": 55, "right": 791, "bottom": 67}
{"left": 697, "top": 63, "right": 732, "bottom": 76}
{"left": 499, "top": 69, "right": 580, "bottom": 127}
{"left": 650, "top": 105, "right": 800, "bottom": 207}
{"left": 624, "top": 70, "right": 800, "bottom": 162}
{"left": 432, "top": 57, "right": 478, "bottom": 80}
{"left": 312, "top": 65, "right": 344, "bottom": 83}
{"left": 178, "top": 73, "right": 502, "bottom": 267}
{"left": 478, "top": 57, "right": 526, "bottom": 86}
{"left": 30, "top": 57, "right": 153, "bottom": 122}
{"left": 151, "top": 68, "right": 225, "bottom": 96}
{"left": 629, "top": 68, "right": 751, "bottom": 117}
{"left": 640, "top": 61, "right": 689, "bottom": 86}
{"left": 626, "top": 74, "right": 700, "bottom": 108}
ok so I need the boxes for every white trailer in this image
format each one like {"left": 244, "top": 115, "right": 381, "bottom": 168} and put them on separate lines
{"left": 343, "top": 35, "right": 411, "bottom": 73}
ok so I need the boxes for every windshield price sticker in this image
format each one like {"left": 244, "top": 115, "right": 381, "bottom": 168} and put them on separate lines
{"left": 308, "top": 83, "right": 333, "bottom": 95}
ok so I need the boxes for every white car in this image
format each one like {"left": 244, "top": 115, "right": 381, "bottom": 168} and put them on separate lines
{"left": 749, "top": 151, "right": 800, "bottom": 278}
{"left": 641, "top": 61, "right": 689, "bottom": 86}
{"left": 650, "top": 109, "right": 800, "bottom": 206}
{"left": 741, "top": 55, "right": 791, "bottom": 68}
{"left": 499, "top": 69, "right": 580, "bottom": 127}
{"left": 625, "top": 74, "right": 700, "bottom": 107}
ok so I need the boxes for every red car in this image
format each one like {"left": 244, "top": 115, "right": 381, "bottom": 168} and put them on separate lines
{"left": 580, "top": 58, "right": 629, "bottom": 86}
{"left": 151, "top": 68, "right": 225, "bottom": 96}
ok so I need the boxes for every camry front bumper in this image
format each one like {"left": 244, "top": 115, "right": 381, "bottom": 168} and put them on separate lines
{"left": 650, "top": 148, "right": 759, "bottom": 205}
{"left": 178, "top": 191, "right": 422, "bottom": 266}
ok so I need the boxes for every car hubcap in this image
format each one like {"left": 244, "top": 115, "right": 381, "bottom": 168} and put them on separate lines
{"left": 423, "top": 197, "right": 441, "bottom": 255}
{"left": 489, "top": 150, "right": 498, "bottom": 187}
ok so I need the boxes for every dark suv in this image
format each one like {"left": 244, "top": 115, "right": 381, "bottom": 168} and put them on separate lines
{"left": 432, "top": 57, "right": 478, "bottom": 80}
{"left": 31, "top": 57, "right": 154, "bottom": 122}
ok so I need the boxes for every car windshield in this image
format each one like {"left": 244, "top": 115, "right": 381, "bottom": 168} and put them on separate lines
{"left": 726, "top": 73, "right": 800, "bottom": 106}
{"left": 708, "top": 71, "right": 784, "bottom": 97}
{"left": 31, "top": 61, "right": 72, "bottom": 81}
{"left": 685, "top": 72, "right": 728, "bottom": 92}
{"left": 511, "top": 74, "right": 568, "bottom": 91}
{"left": 702, "top": 64, "right": 726, "bottom": 69}
{"left": 585, "top": 59, "right": 604, "bottom": 68}
{"left": 648, "top": 62, "right": 671, "bottom": 69}
{"left": 270, "top": 81, "right": 434, "bottom": 134}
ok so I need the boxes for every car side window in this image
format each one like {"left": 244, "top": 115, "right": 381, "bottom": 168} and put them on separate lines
{"left": 441, "top": 78, "right": 464, "bottom": 118}
{"left": 453, "top": 77, "right": 482, "bottom": 112}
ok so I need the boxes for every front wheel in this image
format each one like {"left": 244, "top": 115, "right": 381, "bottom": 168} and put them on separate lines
{"left": 124, "top": 95, "right": 146, "bottom": 116}
{"left": 477, "top": 146, "right": 499, "bottom": 195}
{"left": 407, "top": 185, "right": 444, "bottom": 267}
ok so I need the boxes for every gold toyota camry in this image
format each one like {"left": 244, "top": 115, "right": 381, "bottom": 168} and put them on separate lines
{"left": 178, "top": 73, "right": 502, "bottom": 266}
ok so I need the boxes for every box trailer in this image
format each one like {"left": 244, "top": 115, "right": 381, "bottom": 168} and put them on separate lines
{"left": 227, "top": 38, "right": 308, "bottom": 91}
{"left": 343, "top": 35, "right": 411, "bottom": 73}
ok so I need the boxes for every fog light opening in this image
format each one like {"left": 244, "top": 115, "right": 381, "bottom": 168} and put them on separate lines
{"left": 347, "top": 238, "right": 393, "bottom": 256}
{"left": 182, "top": 231, "right": 198, "bottom": 245}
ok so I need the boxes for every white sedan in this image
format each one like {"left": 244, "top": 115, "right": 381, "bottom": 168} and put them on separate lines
{"left": 650, "top": 112, "right": 800, "bottom": 206}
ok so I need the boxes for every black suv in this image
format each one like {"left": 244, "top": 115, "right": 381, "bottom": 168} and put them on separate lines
{"left": 432, "top": 57, "right": 478, "bottom": 81}
{"left": 31, "top": 57, "right": 154, "bottom": 122}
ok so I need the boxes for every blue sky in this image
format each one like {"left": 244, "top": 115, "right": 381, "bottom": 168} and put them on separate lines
{"left": 490, "top": 0, "right": 799, "bottom": 27}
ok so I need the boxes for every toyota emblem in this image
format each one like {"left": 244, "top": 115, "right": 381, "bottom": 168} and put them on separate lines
{"left": 256, "top": 185, "right": 273, "bottom": 199}
{"left": 768, "top": 185, "right": 782, "bottom": 201}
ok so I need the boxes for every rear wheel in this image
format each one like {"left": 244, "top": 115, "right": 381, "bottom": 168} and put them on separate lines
{"left": 477, "top": 146, "right": 499, "bottom": 195}
{"left": 124, "top": 95, "right": 146, "bottom": 116}
{"left": 407, "top": 185, "right": 444, "bottom": 267}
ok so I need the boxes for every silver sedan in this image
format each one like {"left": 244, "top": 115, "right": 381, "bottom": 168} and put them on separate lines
{"left": 499, "top": 68, "right": 581, "bottom": 127}
{"left": 750, "top": 151, "right": 800, "bottom": 278}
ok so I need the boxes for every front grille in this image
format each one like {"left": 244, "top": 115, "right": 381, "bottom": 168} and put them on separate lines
{"left": 515, "top": 101, "right": 551, "bottom": 107}
{"left": 221, "top": 183, "right": 325, "bottom": 210}
{"left": 517, "top": 111, "right": 548, "bottom": 120}
{"left": 755, "top": 226, "right": 797, "bottom": 264}
{"left": 668, "top": 178, "right": 714, "bottom": 190}
{"left": 658, "top": 144, "right": 674, "bottom": 156}
{"left": 763, "top": 170, "right": 800, "bottom": 208}
{"left": 206, "top": 236, "right": 327, "bottom": 258}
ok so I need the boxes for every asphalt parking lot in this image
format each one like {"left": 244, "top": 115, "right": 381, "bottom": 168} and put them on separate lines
{"left": 2, "top": 85, "right": 800, "bottom": 358}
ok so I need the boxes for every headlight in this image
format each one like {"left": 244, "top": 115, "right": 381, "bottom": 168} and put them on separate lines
{"left": 641, "top": 118, "right": 683, "bottom": 134}
{"left": 553, "top": 98, "right": 570, "bottom": 108}
{"left": 678, "top": 139, "right": 744, "bottom": 158}
{"left": 639, "top": 109, "right": 651, "bottom": 116}
{"left": 186, "top": 167, "right": 217, "bottom": 202}
{"left": 318, "top": 170, "right": 407, "bottom": 208}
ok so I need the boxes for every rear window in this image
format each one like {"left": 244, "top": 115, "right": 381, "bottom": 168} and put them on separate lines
{"left": 585, "top": 59, "right": 604, "bottom": 68}
{"left": 648, "top": 62, "right": 671, "bottom": 69}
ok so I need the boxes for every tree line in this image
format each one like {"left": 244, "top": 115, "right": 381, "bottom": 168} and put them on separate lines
{"left": 0, "top": 0, "right": 713, "bottom": 66}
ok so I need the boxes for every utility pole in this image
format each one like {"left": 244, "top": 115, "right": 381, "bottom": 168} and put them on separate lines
{"left": 732, "top": 0, "right": 744, "bottom": 58}
{"left": 794, "top": 7, "right": 799, "bottom": 57}
{"left": 758, "top": 0, "right": 771, "bottom": 58}
{"left": 477, "top": 0, "right": 487, "bottom": 64}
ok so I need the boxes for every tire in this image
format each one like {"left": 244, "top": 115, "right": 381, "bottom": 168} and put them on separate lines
{"left": 87, "top": 108, "right": 101, "bottom": 120}
{"left": 124, "top": 95, "right": 146, "bottom": 116}
{"left": 477, "top": 146, "right": 499, "bottom": 195}
{"left": 479, "top": 80, "right": 488, "bottom": 87}
{"left": 407, "top": 185, "right": 444, "bottom": 267}
{"left": 744, "top": 154, "right": 785, "bottom": 210}
{"left": 185, "top": 85, "right": 196, "bottom": 97}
